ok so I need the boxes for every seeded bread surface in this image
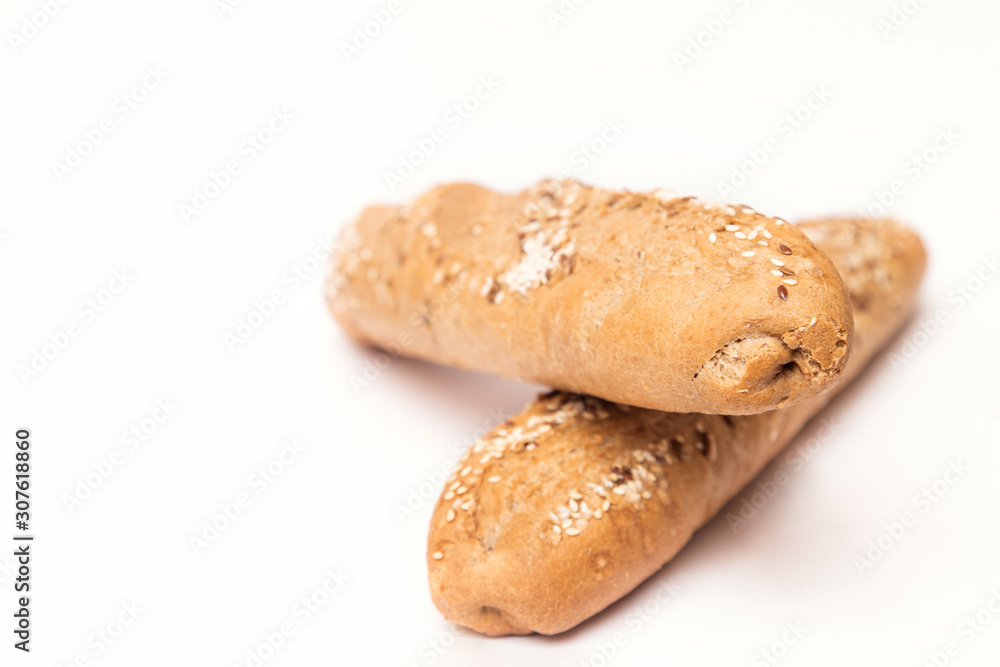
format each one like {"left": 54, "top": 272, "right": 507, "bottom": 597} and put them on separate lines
{"left": 426, "top": 217, "right": 926, "bottom": 635}
{"left": 327, "top": 180, "right": 855, "bottom": 415}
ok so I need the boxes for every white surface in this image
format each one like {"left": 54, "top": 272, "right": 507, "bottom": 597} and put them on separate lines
{"left": 2, "top": 0, "right": 1000, "bottom": 665}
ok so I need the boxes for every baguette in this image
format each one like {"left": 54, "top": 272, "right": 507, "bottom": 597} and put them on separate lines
{"left": 327, "top": 180, "right": 854, "bottom": 415}
{"left": 426, "top": 217, "right": 926, "bottom": 635}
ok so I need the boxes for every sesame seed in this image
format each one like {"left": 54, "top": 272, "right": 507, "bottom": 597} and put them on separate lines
{"left": 562, "top": 519, "right": 572, "bottom": 528}
{"left": 776, "top": 219, "right": 785, "bottom": 226}
{"left": 771, "top": 269, "right": 784, "bottom": 277}
{"left": 742, "top": 251, "right": 756, "bottom": 257}
{"left": 778, "top": 244, "right": 792, "bottom": 255}
{"left": 461, "top": 500, "right": 473, "bottom": 510}
{"left": 770, "top": 258, "right": 785, "bottom": 267}
{"left": 432, "top": 551, "right": 443, "bottom": 560}
{"left": 762, "top": 229, "right": 773, "bottom": 239}
{"left": 783, "top": 279, "right": 798, "bottom": 286}
{"left": 444, "top": 491, "right": 454, "bottom": 500}
{"left": 777, "top": 285, "right": 789, "bottom": 301}
{"left": 569, "top": 499, "right": 579, "bottom": 512}
{"left": 473, "top": 468, "right": 483, "bottom": 475}
{"left": 553, "top": 524, "right": 561, "bottom": 534}
{"left": 479, "top": 455, "right": 492, "bottom": 464}
{"left": 565, "top": 528, "right": 580, "bottom": 536}
{"left": 602, "top": 500, "right": 611, "bottom": 512}
{"left": 461, "top": 466, "right": 472, "bottom": 477}
{"left": 479, "top": 277, "right": 494, "bottom": 297}
{"left": 569, "top": 490, "right": 583, "bottom": 500}
{"left": 446, "top": 509, "right": 455, "bottom": 522}
{"left": 580, "top": 500, "right": 590, "bottom": 513}
{"left": 725, "top": 224, "right": 740, "bottom": 232}
{"left": 747, "top": 230, "right": 758, "bottom": 240}
{"left": 494, "top": 291, "right": 505, "bottom": 304}
{"left": 642, "top": 491, "right": 653, "bottom": 500}
{"left": 457, "top": 486, "right": 467, "bottom": 495}
{"left": 758, "top": 240, "right": 768, "bottom": 246}
{"left": 613, "top": 486, "right": 627, "bottom": 495}
{"left": 810, "top": 316, "right": 818, "bottom": 326}
{"left": 489, "top": 476, "right": 501, "bottom": 483}
{"left": 709, "top": 232, "right": 717, "bottom": 243}
{"left": 734, "top": 231, "right": 748, "bottom": 240}
{"left": 594, "top": 509, "right": 603, "bottom": 519}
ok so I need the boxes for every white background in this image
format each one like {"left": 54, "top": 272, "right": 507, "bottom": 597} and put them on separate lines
{"left": 2, "top": 0, "right": 999, "bottom": 665}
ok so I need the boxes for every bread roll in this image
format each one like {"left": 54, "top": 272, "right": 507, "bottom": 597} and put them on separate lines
{"left": 426, "top": 217, "right": 926, "bottom": 635}
{"left": 327, "top": 180, "right": 854, "bottom": 415}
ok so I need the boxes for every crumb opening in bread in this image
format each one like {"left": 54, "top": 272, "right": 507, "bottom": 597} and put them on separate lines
{"left": 697, "top": 335, "right": 796, "bottom": 390}
{"left": 695, "top": 316, "right": 850, "bottom": 407}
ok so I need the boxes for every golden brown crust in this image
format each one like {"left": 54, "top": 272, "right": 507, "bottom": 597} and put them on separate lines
{"left": 327, "top": 181, "right": 854, "bottom": 415}
{"left": 426, "top": 218, "right": 926, "bottom": 636}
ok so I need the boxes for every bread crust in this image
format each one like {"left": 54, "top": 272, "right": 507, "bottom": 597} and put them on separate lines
{"left": 426, "top": 218, "right": 926, "bottom": 636}
{"left": 327, "top": 181, "right": 854, "bottom": 415}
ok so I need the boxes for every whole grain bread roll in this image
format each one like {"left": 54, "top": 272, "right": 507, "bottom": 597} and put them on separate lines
{"left": 327, "top": 180, "right": 854, "bottom": 415}
{"left": 426, "top": 217, "right": 926, "bottom": 636}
